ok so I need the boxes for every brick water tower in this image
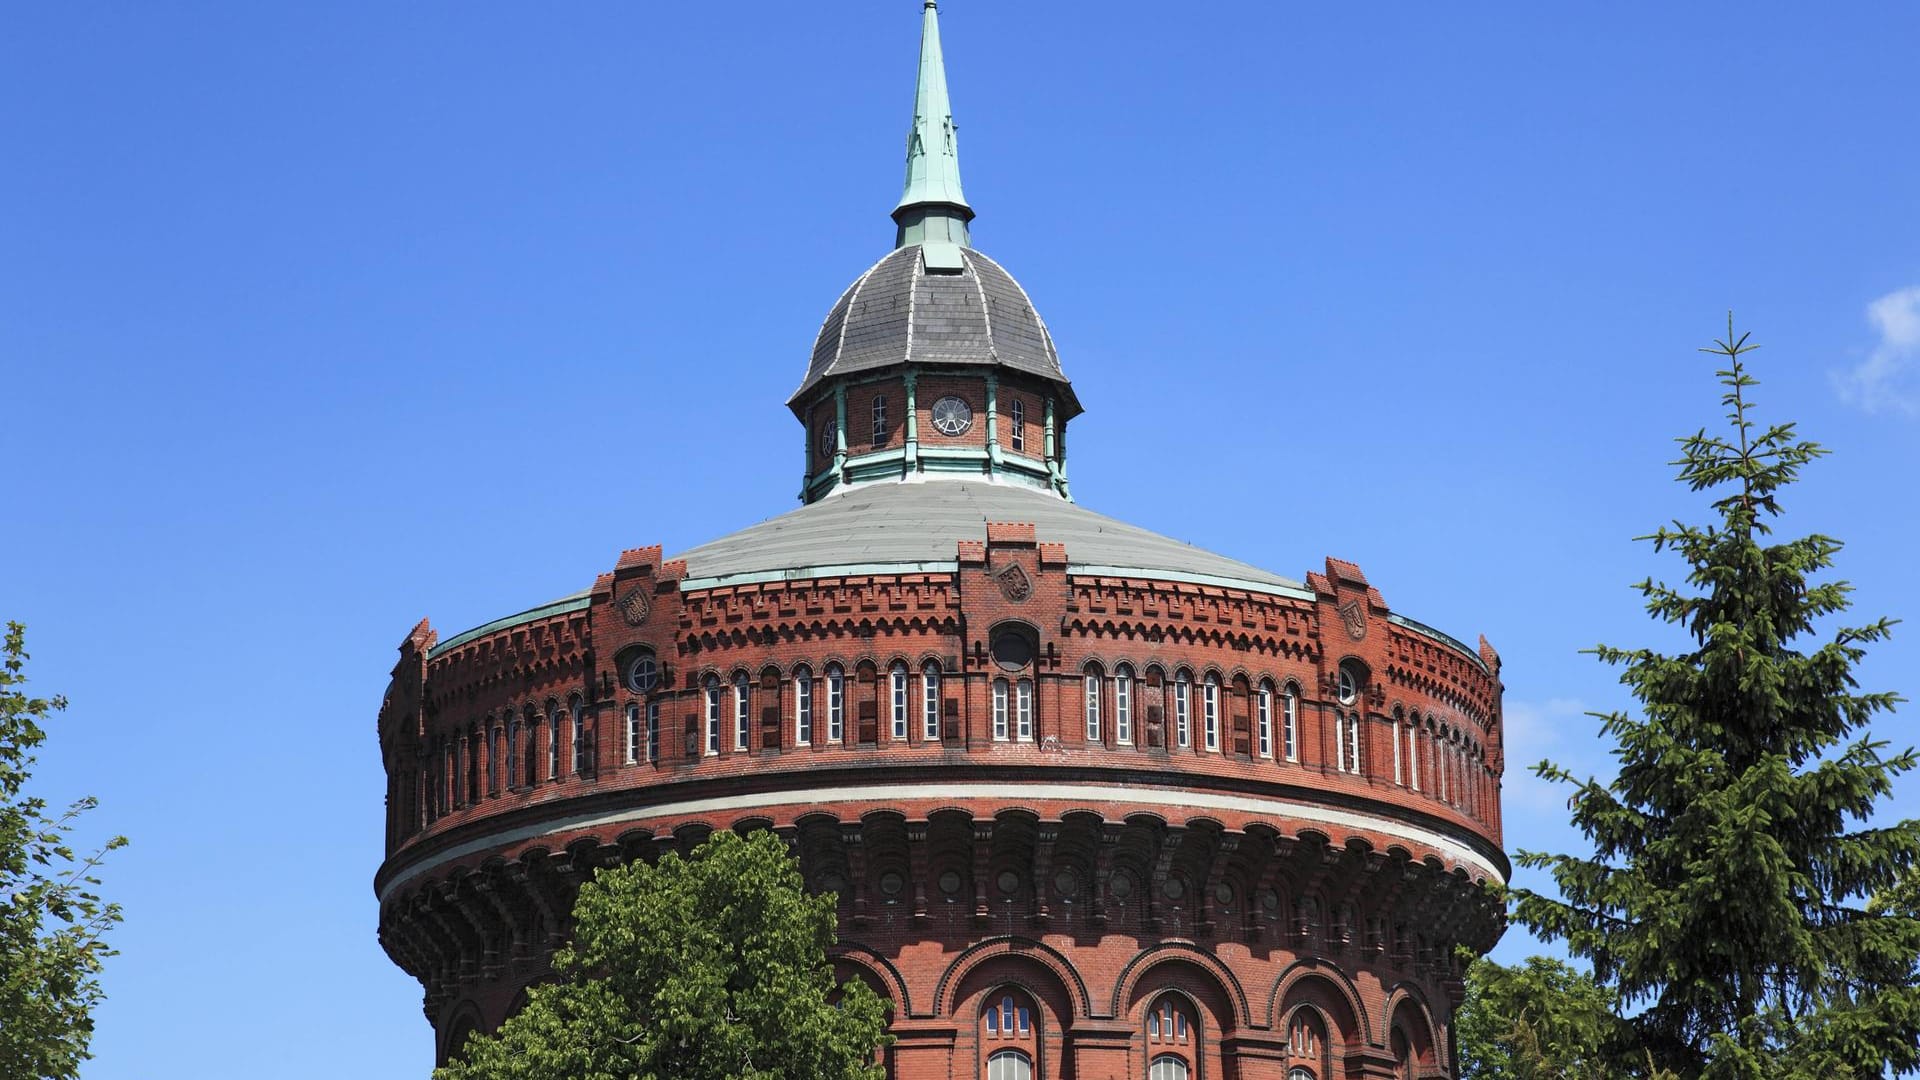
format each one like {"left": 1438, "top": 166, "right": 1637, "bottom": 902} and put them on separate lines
{"left": 374, "top": 6, "right": 1508, "bottom": 1078}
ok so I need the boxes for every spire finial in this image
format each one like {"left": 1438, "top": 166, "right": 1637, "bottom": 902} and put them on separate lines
{"left": 893, "top": 0, "right": 973, "bottom": 249}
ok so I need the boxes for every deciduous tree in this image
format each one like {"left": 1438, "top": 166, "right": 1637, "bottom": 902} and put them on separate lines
{"left": 0, "top": 622, "right": 126, "bottom": 1080}
{"left": 436, "top": 828, "right": 891, "bottom": 1080}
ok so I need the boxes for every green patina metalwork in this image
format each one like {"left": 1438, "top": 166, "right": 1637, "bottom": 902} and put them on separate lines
{"left": 893, "top": 1, "right": 972, "bottom": 249}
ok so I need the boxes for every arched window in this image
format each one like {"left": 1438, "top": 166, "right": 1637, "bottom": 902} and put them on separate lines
{"left": 645, "top": 702, "right": 660, "bottom": 762}
{"left": 993, "top": 678, "right": 1010, "bottom": 741}
{"left": 523, "top": 714, "right": 540, "bottom": 787}
{"left": 506, "top": 715, "right": 521, "bottom": 789}
{"left": 1150, "top": 1057, "right": 1190, "bottom": 1080}
{"left": 703, "top": 676, "right": 722, "bottom": 756}
{"left": 568, "top": 698, "right": 585, "bottom": 774}
{"left": 1009, "top": 398, "right": 1026, "bottom": 453}
{"left": 1257, "top": 681, "right": 1274, "bottom": 759}
{"left": 826, "top": 664, "right": 845, "bottom": 742}
{"left": 980, "top": 988, "right": 1038, "bottom": 1080}
{"left": 1015, "top": 678, "right": 1034, "bottom": 742}
{"left": 1115, "top": 664, "right": 1134, "bottom": 745}
{"left": 624, "top": 704, "right": 641, "bottom": 765}
{"left": 922, "top": 661, "right": 942, "bottom": 740}
{"left": 986, "top": 1050, "right": 1031, "bottom": 1080}
{"left": 1084, "top": 668, "right": 1102, "bottom": 743}
{"left": 1406, "top": 716, "right": 1422, "bottom": 791}
{"left": 547, "top": 703, "right": 564, "bottom": 779}
{"left": 890, "top": 662, "right": 909, "bottom": 740}
{"left": 1392, "top": 710, "right": 1405, "bottom": 785}
{"left": 1202, "top": 674, "right": 1221, "bottom": 751}
{"left": 1172, "top": 672, "right": 1191, "bottom": 748}
{"left": 1287, "top": 1070, "right": 1315, "bottom": 1080}
{"left": 1283, "top": 684, "right": 1299, "bottom": 762}
{"left": 794, "top": 665, "right": 814, "bottom": 746}
{"left": 1286, "top": 1007, "right": 1328, "bottom": 1078}
{"left": 734, "top": 672, "right": 751, "bottom": 751}
{"left": 872, "top": 393, "right": 887, "bottom": 445}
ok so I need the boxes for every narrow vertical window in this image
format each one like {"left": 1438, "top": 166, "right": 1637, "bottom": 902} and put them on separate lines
{"left": 1392, "top": 716, "right": 1403, "bottom": 785}
{"left": 625, "top": 705, "right": 640, "bottom": 765}
{"left": 826, "top": 664, "right": 845, "bottom": 743}
{"left": 993, "top": 678, "right": 1010, "bottom": 740}
{"left": 1010, "top": 398, "right": 1025, "bottom": 452}
{"left": 1258, "top": 683, "right": 1273, "bottom": 759}
{"left": 547, "top": 706, "right": 562, "bottom": 779}
{"left": 704, "top": 677, "right": 722, "bottom": 756}
{"left": 645, "top": 702, "right": 660, "bottom": 762}
{"left": 1084, "top": 672, "right": 1102, "bottom": 743}
{"left": 1016, "top": 679, "right": 1034, "bottom": 741}
{"left": 890, "top": 662, "right": 908, "bottom": 740}
{"left": 734, "top": 673, "right": 751, "bottom": 751}
{"left": 524, "top": 717, "right": 539, "bottom": 787}
{"left": 1203, "top": 675, "right": 1220, "bottom": 751}
{"left": 507, "top": 718, "right": 520, "bottom": 788}
{"left": 922, "top": 662, "right": 941, "bottom": 740}
{"left": 1335, "top": 711, "right": 1347, "bottom": 773}
{"left": 1283, "top": 687, "right": 1299, "bottom": 762}
{"left": 1173, "top": 673, "right": 1191, "bottom": 748}
{"left": 569, "top": 700, "right": 585, "bottom": 774}
{"left": 872, "top": 393, "right": 887, "bottom": 445}
{"left": 1407, "top": 720, "right": 1421, "bottom": 791}
{"left": 485, "top": 725, "right": 497, "bottom": 794}
{"left": 1347, "top": 714, "right": 1364, "bottom": 775}
{"left": 1115, "top": 665, "right": 1134, "bottom": 745}
{"left": 795, "top": 667, "right": 814, "bottom": 746}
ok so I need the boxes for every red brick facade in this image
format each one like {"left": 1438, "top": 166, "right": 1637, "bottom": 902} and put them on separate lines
{"left": 376, "top": 537, "right": 1505, "bottom": 1079}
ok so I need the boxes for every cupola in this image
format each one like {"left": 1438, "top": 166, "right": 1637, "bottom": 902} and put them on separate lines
{"left": 789, "top": 0, "right": 1081, "bottom": 504}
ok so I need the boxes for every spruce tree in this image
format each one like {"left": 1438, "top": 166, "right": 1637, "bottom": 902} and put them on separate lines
{"left": 1510, "top": 321, "right": 1920, "bottom": 1079}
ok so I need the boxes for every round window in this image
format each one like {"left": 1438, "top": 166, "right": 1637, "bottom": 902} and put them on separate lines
{"left": 1337, "top": 667, "right": 1358, "bottom": 705}
{"left": 1162, "top": 877, "right": 1185, "bottom": 901}
{"left": 1215, "top": 883, "right": 1235, "bottom": 907}
{"left": 990, "top": 628, "right": 1036, "bottom": 671}
{"left": 937, "top": 870, "right": 963, "bottom": 896}
{"left": 930, "top": 395, "right": 973, "bottom": 436}
{"left": 817, "top": 423, "right": 837, "bottom": 458}
{"left": 1109, "top": 874, "right": 1133, "bottom": 900}
{"left": 996, "top": 870, "right": 1021, "bottom": 895}
{"left": 1054, "top": 869, "right": 1079, "bottom": 897}
{"left": 879, "top": 871, "right": 905, "bottom": 897}
{"left": 627, "top": 653, "right": 658, "bottom": 694}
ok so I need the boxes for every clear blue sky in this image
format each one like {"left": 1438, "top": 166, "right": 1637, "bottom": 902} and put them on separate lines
{"left": 5, "top": 4, "right": 1918, "bottom": 1076}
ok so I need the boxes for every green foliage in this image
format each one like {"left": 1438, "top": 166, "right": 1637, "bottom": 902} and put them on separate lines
{"left": 1456, "top": 953, "right": 1673, "bottom": 1080}
{"left": 0, "top": 621, "right": 127, "bottom": 1080}
{"left": 1509, "top": 322, "right": 1920, "bottom": 1079}
{"left": 435, "top": 829, "right": 892, "bottom": 1080}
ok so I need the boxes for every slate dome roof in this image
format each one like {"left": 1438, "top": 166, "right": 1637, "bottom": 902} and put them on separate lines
{"left": 789, "top": 244, "right": 1075, "bottom": 412}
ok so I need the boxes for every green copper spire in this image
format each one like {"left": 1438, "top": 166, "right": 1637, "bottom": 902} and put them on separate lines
{"left": 893, "top": 0, "right": 973, "bottom": 250}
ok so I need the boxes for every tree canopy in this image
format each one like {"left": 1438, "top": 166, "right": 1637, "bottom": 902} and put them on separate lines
{"left": 0, "top": 621, "right": 126, "bottom": 1080}
{"left": 1505, "top": 323, "right": 1920, "bottom": 1079}
{"left": 435, "top": 828, "right": 891, "bottom": 1080}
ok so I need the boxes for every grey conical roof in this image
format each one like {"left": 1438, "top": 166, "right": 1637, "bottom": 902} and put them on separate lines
{"left": 788, "top": 244, "right": 1077, "bottom": 414}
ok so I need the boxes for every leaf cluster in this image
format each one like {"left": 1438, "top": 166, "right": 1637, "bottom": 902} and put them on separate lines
{"left": 436, "top": 829, "right": 891, "bottom": 1080}
{"left": 1507, "top": 324, "right": 1920, "bottom": 1079}
{"left": 0, "top": 621, "right": 127, "bottom": 1080}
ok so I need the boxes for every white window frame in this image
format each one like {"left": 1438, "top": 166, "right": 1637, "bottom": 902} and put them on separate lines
{"left": 872, "top": 393, "right": 887, "bottom": 445}
{"left": 1010, "top": 398, "right": 1025, "bottom": 452}
{"left": 993, "top": 678, "right": 1010, "bottom": 741}
{"left": 734, "top": 673, "right": 751, "bottom": 751}
{"left": 506, "top": 718, "right": 520, "bottom": 787}
{"left": 1084, "top": 672, "right": 1101, "bottom": 743}
{"left": 645, "top": 702, "right": 659, "bottom": 762}
{"left": 1283, "top": 687, "right": 1299, "bottom": 762}
{"left": 624, "top": 704, "right": 640, "bottom": 765}
{"left": 1257, "top": 684, "right": 1273, "bottom": 759}
{"left": 1407, "top": 721, "right": 1420, "bottom": 791}
{"left": 704, "top": 678, "right": 722, "bottom": 756}
{"left": 890, "top": 663, "right": 908, "bottom": 740}
{"left": 1393, "top": 716, "right": 1403, "bottom": 785}
{"left": 569, "top": 699, "right": 585, "bottom": 774}
{"left": 795, "top": 668, "right": 813, "bottom": 746}
{"left": 827, "top": 665, "right": 845, "bottom": 743}
{"left": 547, "top": 706, "right": 562, "bottom": 779}
{"left": 1345, "top": 713, "right": 1363, "bottom": 774}
{"left": 1115, "top": 666, "right": 1133, "bottom": 745}
{"left": 1202, "top": 675, "right": 1220, "bottom": 751}
{"left": 922, "top": 662, "right": 941, "bottom": 740}
{"left": 1173, "top": 674, "right": 1191, "bottom": 748}
{"left": 1016, "top": 679, "right": 1034, "bottom": 741}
